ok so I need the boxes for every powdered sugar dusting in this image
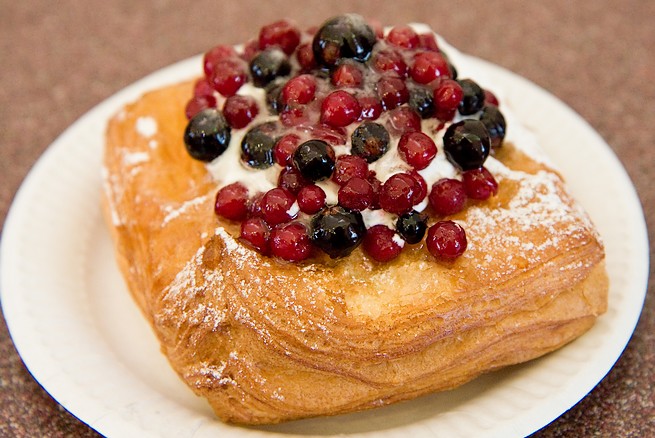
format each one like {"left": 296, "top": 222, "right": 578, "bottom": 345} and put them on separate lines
{"left": 135, "top": 116, "right": 158, "bottom": 138}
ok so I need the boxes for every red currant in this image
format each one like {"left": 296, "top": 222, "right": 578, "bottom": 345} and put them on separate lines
{"left": 338, "top": 177, "right": 374, "bottom": 211}
{"left": 297, "top": 184, "right": 326, "bottom": 214}
{"left": 261, "top": 187, "right": 297, "bottom": 225}
{"left": 185, "top": 95, "right": 216, "bottom": 120}
{"left": 379, "top": 173, "right": 417, "bottom": 215}
{"left": 398, "top": 131, "right": 438, "bottom": 170}
{"left": 278, "top": 166, "right": 309, "bottom": 195}
{"left": 418, "top": 33, "right": 439, "bottom": 51}
{"left": 434, "top": 79, "right": 464, "bottom": 121}
{"left": 462, "top": 167, "right": 498, "bottom": 200}
{"left": 296, "top": 42, "right": 317, "bottom": 71}
{"left": 429, "top": 178, "right": 467, "bottom": 216}
{"left": 376, "top": 76, "right": 409, "bottom": 110}
{"left": 332, "top": 154, "right": 369, "bottom": 186}
{"left": 240, "top": 217, "right": 271, "bottom": 255}
{"left": 358, "top": 95, "right": 383, "bottom": 120}
{"left": 372, "top": 49, "right": 408, "bottom": 77}
{"left": 214, "top": 182, "right": 249, "bottom": 221}
{"left": 426, "top": 221, "right": 467, "bottom": 260}
{"left": 386, "top": 25, "right": 420, "bottom": 49}
{"left": 223, "top": 95, "right": 259, "bottom": 128}
{"left": 386, "top": 106, "right": 421, "bottom": 136}
{"left": 331, "top": 63, "right": 364, "bottom": 88}
{"left": 203, "top": 44, "right": 238, "bottom": 77}
{"left": 410, "top": 51, "right": 450, "bottom": 84}
{"left": 210, "top": 59, "right": 248, "bottom": 97}
{"left": 259, "top": 20, "right": 301, "bottom": 55}
{"left": 363, "top": 225, "right": 403, "bottom": 262}
{"left": 484, "top": 89, "right": 499, "bottom": 106}
{"left": 320, "top": 90, "right": 361, "bottom": 127}
{"left": 270, "top": 222, "right": 312, "bottom": 261}
{"left": 281, "top": 74, "right": 316, "bottom": 106}
{"left": 274, "top": 134, "right": 301, "bottom": 166}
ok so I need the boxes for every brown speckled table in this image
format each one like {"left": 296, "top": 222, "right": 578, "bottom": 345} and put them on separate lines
{"left": 1, "top": 1, "right": 653, "bottom": 436}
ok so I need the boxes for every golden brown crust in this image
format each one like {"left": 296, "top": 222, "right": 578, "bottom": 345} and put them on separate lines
{"left": 102, "top": 81, "right": 608, "bottom": 424}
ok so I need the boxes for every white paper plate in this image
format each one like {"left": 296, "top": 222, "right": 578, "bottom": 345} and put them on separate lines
{"left": 1, "top": 53, "right": 649, "bottom": 438}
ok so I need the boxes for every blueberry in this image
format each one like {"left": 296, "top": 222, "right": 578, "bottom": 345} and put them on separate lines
{"left": 241, "top": 122, "right": 279, "bottom": 169}
{"left": 479, "top": 105, "right": 507, "bottom": 149}
{"left": 443, "top": 119, "right": 491, "bottom": 171}
{"left": 312, "top": 14, "right": 377, "bottom": 68}
{"left": 183, "top": 108, "right": 231, "bottom": 162}
{"left": 249, "top": 48, "right": 291, "bottom": 88}
{"left": 265, "top": 79, "right": 285, "bottom": 115}
{"left": 292, "top": 140, "right": 336, "bottom": 181}
{"left": 408, "top": 87, "right": 435, "bottom": 119}
{"left": 458, "top": 79, "right": 485, "bottom": 115}
{"left": 396, "top": 210, "right": 428, "bottom": 244}
{"left": 310, "top": 205, "right": 366, "bottom": 258}
{"left": 351, "top": 122, "right": 390, "bottom": 163}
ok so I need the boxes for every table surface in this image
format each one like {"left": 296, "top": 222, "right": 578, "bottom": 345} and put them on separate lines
{"left": 1, "top": 1, "right": 653, "bottom": 436}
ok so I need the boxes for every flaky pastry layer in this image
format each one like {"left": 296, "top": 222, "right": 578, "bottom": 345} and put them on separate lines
{"left": 103, "top": 81, "right": 608, "bottom": 424}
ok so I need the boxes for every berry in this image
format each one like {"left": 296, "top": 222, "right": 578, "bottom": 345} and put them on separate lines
{"left": 320, "top": 90, "right": 361, "bottom": 127}
{"left": 210, "top": 59, "right": 248, "bottom": 97}
{"left": 240, "top": 217, "right": 271, "bottom": 255}
{"left": 396, "top": 210, "right": 428, "bottom": 244}
{"left": 203, "top": 44, "right": 238, "bottom": 77}
{"left": 479, "top": 105, "right": 507, "bottom": 149}
{"left": 363, "top": 225, "right": 403, "bottom": 262}
{"left": 358, "top": 96, "right": 383, "bottom": 120}
{"left": 240, "top": 122, "right": 278, "bottom": 169}
{"left": 273, "top": 134, "right": 301, "bottom": 166}
{"left": 185, "top": 94, "right": 217, "bottom": 120}
{"left": 331, "top": 62, "right": 364, "bottom": 88}
{"left": 259, "top": 20, "right": 301, "bottom": 55}
{"left": 408, "top": 170, "right": 428, "bottom": 204}
{"left": 367, "top": 173, "right": 383, "bottom": 209}
{"left": 240, "top": 39, "right": 260, "bottom": 62}
{"left": 398, "top": 131, "right": 437, "bottom": 170}
{"left": 184, "top": 108, "right": 231, "bottom": 162}
{"left": 296, "top": 42, "right": 317, "bottom": 71}
{"left": 312, "top": 14, "right": 377, "bottom": 68}
{"left": 279, "top": 107, "right": 310, "bottom": 127}
{"left": 261, "top": 187, "right": 297, "bottom": 225}
{"left": 458, "top": 79, "right": 485, "bottom": 115}
{"left": 376, "top": 76, "right": 409, "bottom": 110}
{"left": 292, "top": 139, "right": 336, "bottom": 181}
{"left": 408, "top": 87, "right": 435, "bottom": 119}
{"left": 418, "top": 33, "right": 439, "bottom": 51}
{"left": 338, "top": 177, "right": 374, "bottom": 211}
{"left": 443, "top": 119, "right": 491, "bottom": 171}
{"left": 281, "top": 74, "right": 317, "bottom": 106}
{"left": 351, "top": 121, "right": 390, "bottom": 163}
{"left": 429, "top": 178, "right": 467, "bottom": 216}
{"left": 379, "top": 173, "right": 418, "bottom": 215}
{"left": 426, "top": 221, "right": 467, "bottom": 260}
{"left": 310, "top": 205, "right": 366, "bottom": 258}
{"left": 386, "top": 25, "right": 420, "bottom": 49}
{"left": 410, "top": 51, "right": 450, "bottom": 84}
{"left": 270, "top": 222, "right": 312, "bottom": 261}
{"left": 214, "top": 182, "right": 249, "bottom": 221}
{"left": 462, "top": 167, "right": 498, "bottom": 200}
{"left": 332, "top": 154, "right": 369, "bottom": 185}
{"left": 386, "top": 106, "right": 421, "bottom": 136}
{"left": 304, "top": 124, "right": 348, "bottom": 145}
{"left": 484, "top": 89, "right": 499, "bottom": 106}
{"left": 371, "top": 49, "right": 408, "bottom": 77}
{"left": 264, "top": 80, "right": 285, "bottom": 115}
{"left": 278, "top": 166, "right": 309, "bottom": 195}
{"left": 434, "top": 79, "right": 463, "bottom": 121}
{"left": 193, "top": 78, "right": 215, "bottom": 98}
{"left": 247, "top": 192, "right": 265, "bottom": 218}
{"left": 297, "top": 185, "right": 326, "bottom": 214}
{"left": 249, "top": 48, "right": 291, "bottom": 88}
{"left": 223, "top": 95, "right": 259, "bottom": 129}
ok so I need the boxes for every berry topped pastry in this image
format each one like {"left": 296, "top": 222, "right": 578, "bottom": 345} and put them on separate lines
{"left": 103, "top": 14, "right": 608, "bottom": 424}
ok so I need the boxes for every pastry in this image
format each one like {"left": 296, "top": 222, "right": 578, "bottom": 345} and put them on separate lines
{"left": 102, "top": 14, "right": 608, "bottom": 424}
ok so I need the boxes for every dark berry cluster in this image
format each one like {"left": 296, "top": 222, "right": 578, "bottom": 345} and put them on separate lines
{"left": 183, "top": 15, "right": 507, "bottom": 263}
